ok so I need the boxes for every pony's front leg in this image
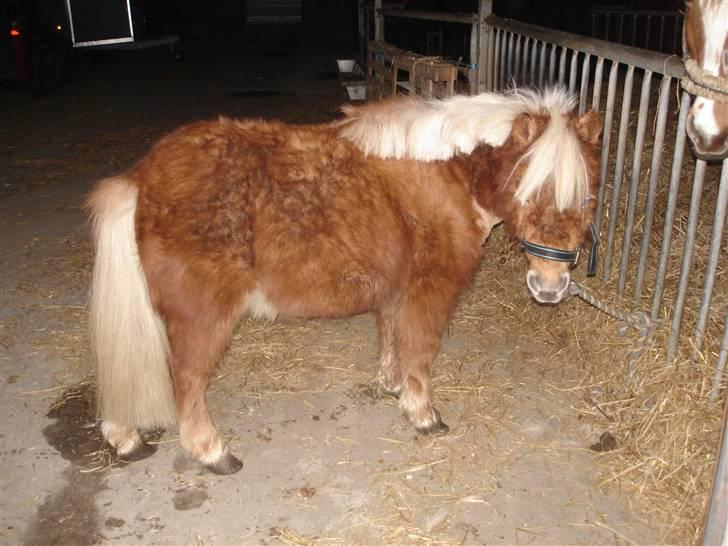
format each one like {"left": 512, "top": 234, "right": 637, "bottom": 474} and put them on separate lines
{"left": 376, "top": 303, "right": 402, "bottom": 397}
{"left": 395, "top": 281, "right": 455, "bottom": 435}
{"left": 168, "top": 315, "right": 243, "bottom": 475}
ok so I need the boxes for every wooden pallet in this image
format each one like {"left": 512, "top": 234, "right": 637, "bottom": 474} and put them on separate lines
{"left": 366, "top": 40, "right": 458, "bottom": 101}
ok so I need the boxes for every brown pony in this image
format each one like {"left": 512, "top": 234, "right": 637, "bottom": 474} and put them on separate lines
{"left": 87, "top": 87, "right": 602, "bottom": 474}
{"left": 683, "top": 0, "right": 728, "bottom": 159}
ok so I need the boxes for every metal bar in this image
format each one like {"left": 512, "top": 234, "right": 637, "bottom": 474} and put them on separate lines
{"left": 514, "top": 34, "right": 523, "bottom": 85}
{"left": 602, "top": 64, "right": 635, "bottom": 283}
{"left": 592, "top": 56, "right": 605, "bottom": 111}
{"left": 470, "top": 21, "right": 479, "bottom": 90}
{"left": 558, "top": 46, "right": 568, "bottom": 84}
{"left": 507, "top": 32, "right": 515, "bottom": 86}
{"left": 702, "top": 385, "right": 728, "bottom": 545}
{"left": 380, "top": 8, "right": 475, "bottom": 24}
{"left": 617, "top": 70, "right": 653, "bottom": 296}
{"left": 374, "top": 0, "right": 383, "bottom": 41}
{"left": 568, "top": 48, "right": 579, "bottom": 93}
{"left": 659, "top": 15, "right": 665, "bottom": 53}
{"left": 493, "top": 28, "right": 501, "bottom": 91}
{"left": 529, "top": 38, "right": 538, "bottom": 86}
{"left": 605, "top": 13, "right": 611, "bottom": 41}
{"left": 478, "top": 0, "right": 493, "bottom": 92}
{"left": 673, "top": 15, "right": 680, "bottom": 54}
{"left": 630, "top": 14, "right": 637, "bottom": 46}
{"left": 594, "top": 61, "right": 620, "bottom": 234}
{"left": 500, "top": 31, "right": 508, "bottom": 89}
{"left": 634, "top": 76, "right": 672, "bottom": 301}
{"left": 578, "top": 53, "right": 590, "bottom": 114}
{"left": 485, "top": 15, "right": 686, "bottom": 78}
{"left": 520, "top": 36, "right": 529, "bottom": 84}
{"left": 538, "top": 40, "right": 546, "bottom": 88}
{"left": 691, "top": 161, "right": 728, "bottom": 362}
{"left": 645, "top": 15, "right": 652, "bottom": 50}
{"left": 666, "top": 159, "right": 707, "bottom": 365}
{"left": 548, "top": 43, "right": 556, "bottom": 85}
{"left": 591, "top": 13, "right": 597, "bottom": 41}
{"left": 619, "top": 13, "right": 625, "bottom": 44}
{"left": 709, "top": 313, "right": 728, "bottom": 403}
{"left": 651, "top": 92, "right": 691, "bottom": 321}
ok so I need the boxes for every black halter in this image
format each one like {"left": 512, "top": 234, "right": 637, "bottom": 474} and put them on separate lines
{"left": 521, "top": 223, "right": 599, "bottom": 277}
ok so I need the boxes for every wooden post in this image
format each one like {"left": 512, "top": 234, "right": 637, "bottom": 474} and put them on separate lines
{"left": 478, "top": 0, "right": 493, "bottom": 92}
{"left": 358, "top": 0, "right": 366, "bottom": 58}
{"left": 374, "top": 0, "right": 383, "bottom": 42}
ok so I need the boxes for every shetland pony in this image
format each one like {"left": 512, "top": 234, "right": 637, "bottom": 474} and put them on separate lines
{"left": 683, "top": 0, "right": 728, "bottom": 159}
{"left": 87, "top": 88, "right": 602, "bottom": 474}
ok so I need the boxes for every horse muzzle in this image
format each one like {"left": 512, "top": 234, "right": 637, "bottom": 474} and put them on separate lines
{"left": 526, "top": 270, "right": 570, "bottom": 304}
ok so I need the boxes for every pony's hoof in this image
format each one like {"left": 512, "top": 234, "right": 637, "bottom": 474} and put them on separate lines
{"left": 414, "top": 408, "right": 450, "bottom": 435}
{"left": 416, "top": 420, "right": 450, "bottom": 435}
{"left": 205, "top": 452, "right": 243, "bottom": 475}
{"left": 118, "top": 440, "right": 157, "bottom": 462}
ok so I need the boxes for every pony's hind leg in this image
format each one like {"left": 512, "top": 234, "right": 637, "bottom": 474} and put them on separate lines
{"left": 376, "top": 303, "right": 402, "bottom": 397}
{"left": 167, "top": 309, "right": 244, "bottom": 475}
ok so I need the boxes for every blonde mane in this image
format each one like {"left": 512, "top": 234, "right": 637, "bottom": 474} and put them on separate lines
{"left": 338, "top": 87, "right": 589, "bottom": 211}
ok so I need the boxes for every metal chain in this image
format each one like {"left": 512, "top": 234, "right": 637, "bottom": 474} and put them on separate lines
{"left": 568, "top": 282, "right": 657, "bottom": 379}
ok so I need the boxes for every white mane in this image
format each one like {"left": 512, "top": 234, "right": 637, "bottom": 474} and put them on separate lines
{"left": 339, "top": 87, "right": 589, "bottom": 211}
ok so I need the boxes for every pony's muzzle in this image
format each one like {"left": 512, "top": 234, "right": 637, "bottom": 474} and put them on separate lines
{"left": 526, "top": 270, "right": 570, "bottom": 304}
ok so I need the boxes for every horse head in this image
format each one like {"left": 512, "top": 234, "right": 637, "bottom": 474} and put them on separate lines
{"left": 493, "top": 107, "right": 603, "bottom": 304}
{"left": 683, "top": 0, "right": 728, "bottom": 160}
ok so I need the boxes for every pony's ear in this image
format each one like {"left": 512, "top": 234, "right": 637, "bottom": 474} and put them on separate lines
{"left": 510, "top": 112, "right": 545, "bottom": 149}
{"left": 576, "top": 111, "right": 603, "bottom": 146}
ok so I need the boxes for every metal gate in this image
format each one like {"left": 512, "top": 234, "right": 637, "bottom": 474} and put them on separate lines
{"left": 366, "top": 2, "right": 727, "bottom": 543}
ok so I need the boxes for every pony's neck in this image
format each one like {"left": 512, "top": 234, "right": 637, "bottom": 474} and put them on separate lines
{"left": 451, "top": 144, "right": 517, "bottom": 222}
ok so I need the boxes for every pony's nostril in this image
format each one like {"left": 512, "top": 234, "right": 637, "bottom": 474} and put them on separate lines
{"left": 558, "top": 272, "right": 570, "bottom": 291}
{"left": 526, "top": 271, "right": 541, "bottom": 294}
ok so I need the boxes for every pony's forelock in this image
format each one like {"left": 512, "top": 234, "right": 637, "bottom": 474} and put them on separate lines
{"left": 339, "top": 86, "right": 590, "bottom": 211}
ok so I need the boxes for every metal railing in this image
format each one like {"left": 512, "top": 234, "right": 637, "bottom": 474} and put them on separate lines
{"left": 360, "top": 5, "right": 727, "bottom": 543}
{"left": 482, "top": 15, "right": 726, "bottom": 388}
{"left": 591, "top": 7, "right": 684, "bottom": 55}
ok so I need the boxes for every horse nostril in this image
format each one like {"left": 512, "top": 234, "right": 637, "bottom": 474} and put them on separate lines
{"left": 558, "top": 271, "right": 570, "bottom": 291}
{"left": 526, "top": 271, "right": 541, "bottom": 294}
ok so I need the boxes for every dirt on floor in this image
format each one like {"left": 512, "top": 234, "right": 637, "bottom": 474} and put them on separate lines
{"left": 1, "top": 24, "right": 667, "bottom": 545}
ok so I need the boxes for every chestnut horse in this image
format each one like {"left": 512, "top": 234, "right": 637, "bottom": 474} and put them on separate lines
{"left": 88, "top": 88, "right": 602, "bottom": 474}
{"left": 683, "top": 0, "right": 728, "bottom": 159}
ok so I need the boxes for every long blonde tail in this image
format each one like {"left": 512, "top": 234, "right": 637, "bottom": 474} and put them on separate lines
{"left": 87, "top": 177, "right": 176, "bottom": 429}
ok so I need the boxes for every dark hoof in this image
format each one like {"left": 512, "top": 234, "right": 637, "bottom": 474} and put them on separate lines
{"left": 415, "top": 408, "right": 450, "bottom": 435}
{"left": 118, "top": 440, "right": 157, "bottom": 463}
{"left": 205, "top": 452, "right": 243, "bottom": 475}
{"left": 416, "top": 420, "right": 450, "bottom": 435}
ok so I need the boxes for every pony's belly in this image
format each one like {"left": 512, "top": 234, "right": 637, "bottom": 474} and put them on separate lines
{"left": 254, "top": 270, "right": 386, "bottom": 320}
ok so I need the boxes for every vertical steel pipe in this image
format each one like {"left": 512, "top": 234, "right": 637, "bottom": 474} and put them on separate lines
{"left": 666, "top": 159, "right": 707, "bottom": 365}
{"left": 602, "top": 64, "right": 635, "bottom": 283}
{"left": 578, "top": 53, "right": 590, "bottom": 114}
{"left": 568, "top": 48, "right": 579, "bottom": 93}
{"left": 493, "top": 28, "right": 501, "bottom": 91}
{"left": 538, "top": 40, "right": 547, "bottom": 88}
{"left": 529, "top": 38, "right": 538, "bottom": 86}
{"left": 651, "top": 93, "right": 691, "bottom": 321}
{"left": 514, "top": 34, "right": 523, "bottom": 85}
{"left": 691, "top": 161, "right": 728, "bottom": 362}
{"left": 507, "top": 32, "right": 515, "bottom": 86}
{"left": 659, "top": 15, "right": 666, "bottom": 53}
{"left": 548, "top": 44, "right": 557, "bottom": 85}
{"left": 594, "top": 61, "right": 620, "bottom": 234}
{"left": 634, "top": 76, "right": 672, "bottom": 301}
{"left": 591, "top": 56, "right": 605, "bottom": 111}
{"left": 558, "top": 46, "right": 568, "bottom": 84}
{"left": 617, "top": 70, "right": 653, "bottom": 296}
{"left": 709, "top": 313, "right": 728, "bottom": 402}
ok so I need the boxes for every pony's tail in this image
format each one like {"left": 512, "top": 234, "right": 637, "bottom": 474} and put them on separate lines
{"left": 87, "top": 177, "right": 176, "bottom": 430}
